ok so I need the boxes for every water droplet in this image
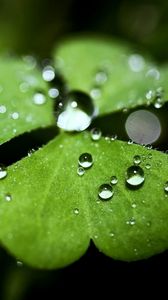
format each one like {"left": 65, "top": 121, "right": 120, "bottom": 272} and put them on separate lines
{"left": 23, "top": 55, "right": 36, "bottom": 69}
{"left": 73, "top": 208, "right": 79, "bottom": 215}
{"left": 56, "top": 91, "right": 95, "bottom": 131}
{"left": 145, "top": 90, "right": 154, "bottom": 100}
{"left": 90, "top": 88, "right": 101, "bottom": 99}
{"left": 78, "top": 153, "right": 93, "bottom": 169}
{"left": 0, "top": 105, "right": 7, "bottom": 114}
{"left": 28, "top": 149, "right": 35, "bottom": 157}
{"left": 109, "top": 232, "right": 115, "bottom": 237}
{"left": 91, "top": 128, "right": 102, "bottom": 141}
{"left": 146, "top": 221, "right": 151, "bottom": 227}
{"left": 11, "top": 112, "right": 19, "bottom": 120}
{"left": 125, "top": 110, "right": 161, "bottom": 145}
{"left": 146, "top": 68, "right": 160, "bottom": 80}
{"left": 131, "top": 203, "right": 137, "bottom": 208}
{"left": 164, "top": 181, "right": 168, "bottom": 193}
{"left": 16, "top": 260, "right": 23, "bottom": 267}
{"left": 77, "top": 166, "right": 85, "bottom": 176}
{"left": 128, "top": 54, "right": 145, "bottom": 72}
{"left": 5, "top": 194, "right": 12, "bottom": 202}
{"left": 128, "top": 139, "right": 133, "bottom": 145}
{"left": 98, "top": 184, "right": 114, "bottom": 201}
{"left": 154, "top": 97, "right": 163, "bottom": 109}
{"left": 48, "top": 88, "right": 59, "bottom": 99}
{"left": 133, "top": 155, "right": 141, "bottom": 165}
{"left": 33, "top": 92, "right": 46, "bottom": 105}
{"left": 0, "top": 164, "right": 7, "bottom": 179}
{"left": 145, "top": 163, "right": 151, "bottom": 170}
{"left": 95, "top": 71, "right": 107, "bottom": 85}
{"left": 126, "top": 217, "right": 136, "bottom": 225}
{"left": 42, "top": 65, "right": 55, "bottom": 82}
{"left": 111, "top": 134, "right": 117, "bottom": 141}
{"left": 110, "top": 176, "right": 118, "bottom": 185}
{"left": 126, "top": 166, "right": 145, "bottom": 188}
{"left": 148, "top": 153, "right": 152, "bottom": 159}
{"left": 19, "top": 82, "right": 29, "bottom": 93}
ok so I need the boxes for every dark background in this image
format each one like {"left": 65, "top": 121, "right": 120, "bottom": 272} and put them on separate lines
{"left": 0, "top": 0, "right": 168, "bottom": 298}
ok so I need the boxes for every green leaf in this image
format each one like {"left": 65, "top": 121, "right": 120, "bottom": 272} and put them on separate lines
{"left": 0, "top": 56, "right": 54, "bottom": 145}
{"left": 54, "top": 36, "right": 168, "bottom": 115}
{"left": 0, "top": 132, "right": 168, "bottom": 269}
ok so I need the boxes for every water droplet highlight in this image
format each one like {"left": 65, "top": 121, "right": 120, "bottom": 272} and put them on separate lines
{"left": 5, "top": 194, "right": 12, "bottom": 202}
{"left": 73, "top": 208, "right": 79, "bottom": 215}
{"left": 0, "top": 164, "right": 7, "bottom": 179}
{"left": 11, "top": 112, "right": 19, "bottom": 120}
{"left": 145, "top": 163, "right": 151, "bottom": 170}
{"left": 98, "top": 184, "right": 114, "bottom": 200}
{"left": 164, "top": 182, "right": 168, "bottom": 194}
{"left": 78, "top": 153, "right": 93, "bottom": 169}
{"left": 110, "top": 176, "right": 118, "bottom": 185}
{"left": 56, "top": 91, "right": 95, "bottom": 131}
{"left": 126, "top": 166, "right": 145, "bottom": 188}
{"left": 91, "top": 128, "right": 102, "bottom": 141}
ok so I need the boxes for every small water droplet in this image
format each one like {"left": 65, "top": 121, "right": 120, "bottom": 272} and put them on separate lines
{"left": 111, "top": 134, "right": 117, "bottom": 141}
{"left": 146, "top": 68, "right": 160, "bottom": 80}
{"left": 78, "top": 153, "right": 93, "bottom": 169}
{"left": 11, "top": 112, "right": 19, "bottom": 120}
{"left": 148, "top": 153, "right": 152, "bottom": 159}
{"left": 77, "top": 166, "right": 85, "bottom": 176}
{"left": 0, "top": 105, "right": 7, "bottom": 114}
{"left": 109, "top": 232, "right": 115, "bottom": 237}
{"left": 164, "top": 181, "right": 168, "bottom": 194}
{"left": 19, "top": 82, "right": 29, "bottom": 93}
{"left": 91, "top": 128, "right": 102, "bottom": 141}
{"left": 128, "top": 54, "right": 145, "bottom": 72}
{"left": 128, "top": 139, "right": 133, "bottom": 145}
{"left": 126, "top": 217, "right": 136, "bottom": 226}
{"left": 33, "top": 92, "right": 46, "bottom": 105}
{"left": 131, "top": 203, "right": 137, "bottom": 208}
{"left": 133, "top": 155, "right": 141, "bottom": 165}
{"left": 95, "top": 71, "right": 108, "bottom": 85}
{"left": 28, "top": 148, "right": 35, "bottom": 157}
{"left": 48, "top": 88, "right": 59, "bottom": 98}
{"left": 145, "top": 90, "right": 154, "bottom": 100}
{"left": 0, "top": 164, "right": 7, "bottom": 179}
{"left": 16, "top": 260, "right": 23, "bottom": 267}
{"left": 98, "top": 184, "right": 114, "bottom": 201}
{"left": 5, "top": 194, "right": 12, "bottom": 202}
{"left": 110, "top": 176, "right": 118, "bottom": 185}
{"left": 154, "top": 97, "right": 163, "bottom": 109}
{"left": 56, "top": 91, "right": 95, "bottom": 131}
{"left": 73, "top": 208, "right": 79, "bottom": 215}
{"left": 126, "top": 166, "right": 145, "bottom": 188}
{"left": 42, "top": 65, "right": 55, "bottom": 82}
{"left": 145, "top": 163, "right": 151, "bottom": 170}
{"left": 146, "top": 221, "right": 151, "bottom": 227}
{"left": 90, "top": 88, "right": 101, "bottom": 99}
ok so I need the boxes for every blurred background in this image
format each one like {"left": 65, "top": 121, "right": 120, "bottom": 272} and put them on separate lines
{"left": 0, "top": 0, "right": 168, "bottom": 298}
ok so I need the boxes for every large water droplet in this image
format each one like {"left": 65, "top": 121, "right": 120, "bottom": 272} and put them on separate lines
{"left": 98, "top": 184, "right": 114, "bottom": 200}
{"left": 78, "top": 153, "right": 93, "bottom": 169}
{"left": 126, "top": 166, "right": 145, "bottom": 188}
{"left": 125, "top": 110, "right": 161, "bottom": 145}
{"left": 0, "top": 164, "right": 7, "bottom": 179}
{"left": 56, "top": 91, "right": 95, "bottom": 131}
{"left": 91, "top": 128, "right": 102, "bottom": 141}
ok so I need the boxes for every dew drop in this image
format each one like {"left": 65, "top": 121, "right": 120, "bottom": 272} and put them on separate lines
{"left": 0, "top": 105, "right": 7, "bottom": 114}
{"left": 110, "top": 176, "right": 118, "bottom": 185}
{"left": 77, "top": 166, "right": 85, "bottom": 176}
{"left": 164, "top": 181, "right": 168, "bottom": 194}
{"left": 145, "top": 163, "right": 151, "bottom": 170}
{"left": 73, "top": 208, "right": 79, "bottom": 215}
{"left": 56, "top": 91, "right": 95, "bottom": 131}
{"left": 125, "top": 110, "right": 161, "bottom": 145}
{"left": 78, "top": 153, "right": 93, "bottom": 169}
{"left": 90, "top": 88, "right": 101, "bottom": 99}
{"left": 48, "top": 88, "right": 59, "bottom": 99}
{"left": 133, "top": 155, "right": 141, "bottom": 165}
{"left": 111, "top": 134, "right": 117, "bottom": 141}
{"left": 19, "top": 82, "right": 29, "bottom": 93}
{"left": 126, "top": 217, "right": 136, "bottom": 225}
{"left": 109, "top": 232, "right": 115, "bottom": 237}
{"left": 131, "top": 203, "right": 137, "bottom": 208}
{"left": 128, "top": 139, "right": 133, "bottom": 145}
{"left": 5, "top": 194, "right": 12, "bottom": 202}
{"left": 91, "top": 128, "right": 102, "bottom": 141}
{"left": 126, "top": 166, "right": 145, "bottom": 188}
{"left": 128, "top": 54, "right": 145, "bottom": 72}
{"left": 11, "top": 112, "right": 19, "bottom": 120}
{"left": 95, "top": 71, "right": 107, "bottom": 85}
{"left": 42, "top": 65, "right": 55, "bottom": 82}
{"left": 98, "top": 184, "right": 114, "bottom": 201}
{"left": 16, "top": 260, "right": 23, "bottom": 267}
{"left": 33, "top": 92, "right": 46, "bottom": 105}
{"left": 0, "top": 164, "right": 7, "bottom": 179}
